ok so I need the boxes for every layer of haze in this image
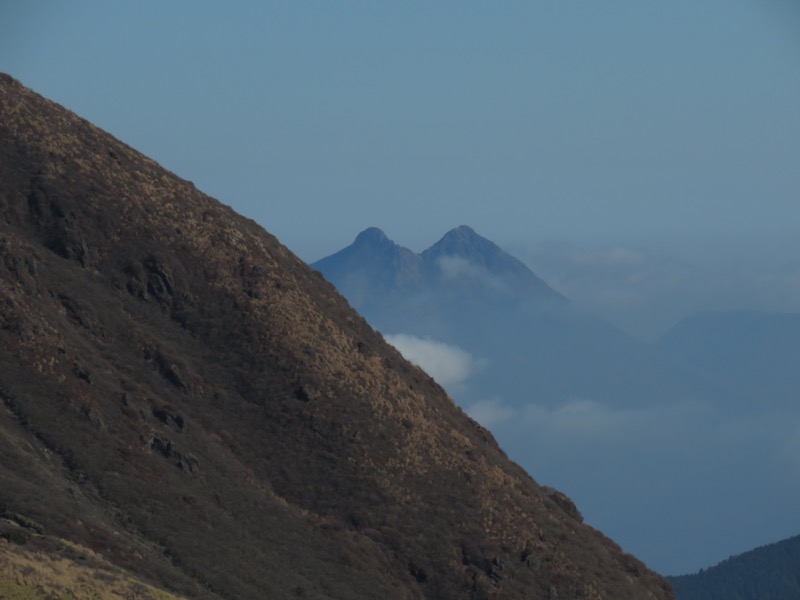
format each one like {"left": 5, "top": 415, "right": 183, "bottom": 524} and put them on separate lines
{"left": 3, "top": 0, "right": 799, "bottom": 574}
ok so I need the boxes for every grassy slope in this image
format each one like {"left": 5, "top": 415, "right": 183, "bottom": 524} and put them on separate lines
{"left": 0, "top": 535, "right": 183, "bottom": 600}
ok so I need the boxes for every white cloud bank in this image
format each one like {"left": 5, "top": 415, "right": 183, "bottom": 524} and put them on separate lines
{"left": 465, "top": 397, "right": 662, "bottom": 437}
{"left": 384, "top": 333, "right": 483, "bottom": 388}
{"left": 464, "top": 397, "right": 518, "bottom": 428}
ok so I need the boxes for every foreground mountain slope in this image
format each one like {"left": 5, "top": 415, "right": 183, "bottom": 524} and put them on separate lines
{"left": 0, "top": 73, "right": 674, "bottom": 599}
{"left": 669, "top": 534, "right": 800, "bottom": 600}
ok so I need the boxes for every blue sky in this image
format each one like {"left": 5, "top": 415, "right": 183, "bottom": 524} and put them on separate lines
{"left": 3, "top": 1, "right": 800, "bottom": 573}
{"left": 3, "top": 2, "right": 798, "bottom": 263}
{"left": 5, "top": 2, "right": 798, "bottom": 342}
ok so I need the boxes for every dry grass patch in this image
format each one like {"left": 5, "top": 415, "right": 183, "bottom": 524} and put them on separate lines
{"left": 0, "top": 537, "right": 184, "bottom": 600}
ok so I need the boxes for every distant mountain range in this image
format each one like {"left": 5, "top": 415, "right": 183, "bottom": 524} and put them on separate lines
{"left": 313, "top": 225, "right": 566, "bottom": 316}
{"left": 669, "top": 533, "right": 800, "bottom": 600}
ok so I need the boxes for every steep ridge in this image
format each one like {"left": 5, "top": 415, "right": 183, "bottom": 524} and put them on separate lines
{"left": 0, "top": 73, "right": 674, "bottom": 599}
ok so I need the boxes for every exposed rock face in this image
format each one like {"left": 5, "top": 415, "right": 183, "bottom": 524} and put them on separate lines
{"left": 0, "top": 73, "right": 675, "bottom": 599}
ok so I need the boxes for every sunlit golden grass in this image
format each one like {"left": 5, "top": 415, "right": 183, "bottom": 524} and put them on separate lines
{"left": 0, "top": 537, "right": 184, "bottom": 600}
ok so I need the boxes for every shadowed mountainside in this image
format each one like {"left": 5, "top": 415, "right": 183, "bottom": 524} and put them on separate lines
{"left": 0, "top": 73, "right": 674, "bottom": 599}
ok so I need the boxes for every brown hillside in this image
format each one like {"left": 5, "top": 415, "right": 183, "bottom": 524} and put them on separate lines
{"left": 0, "top": 73, "right": 675, "bottom": 599}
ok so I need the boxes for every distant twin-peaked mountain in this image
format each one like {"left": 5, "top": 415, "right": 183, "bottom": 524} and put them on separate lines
{"left": 314, "top": 225, "right": 566, "bottom": 313}
{"left": 312, "top": 226, "right": 728, "bottom": 410}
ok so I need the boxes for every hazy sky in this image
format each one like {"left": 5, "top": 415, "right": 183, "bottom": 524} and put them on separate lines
{"left": 4, "top": 2, "right": 798, "bottom": 340}
{"left": 3, "top": 2, "right": 800, "bottom": 572}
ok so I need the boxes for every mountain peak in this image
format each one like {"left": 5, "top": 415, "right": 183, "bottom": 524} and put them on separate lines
{"left": 422, "top": 225, "right": 501, "bottom": 261}
{"left": 312, "top": 227, "right": 423, "bottom": 302}
{"left": 419, "top": 226, "right": 566, "bottom": 302}
{"left": 354, "top": 226, "right": 391, "bottom": 245}
{"left": 319, "top": 226, "right": 415, "bottom": 267}
{"left": 315, "top": 225, "right": 568, "bottom": 306}
{"left": 448, "top": 224, "right": 478, "bottom": 237}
